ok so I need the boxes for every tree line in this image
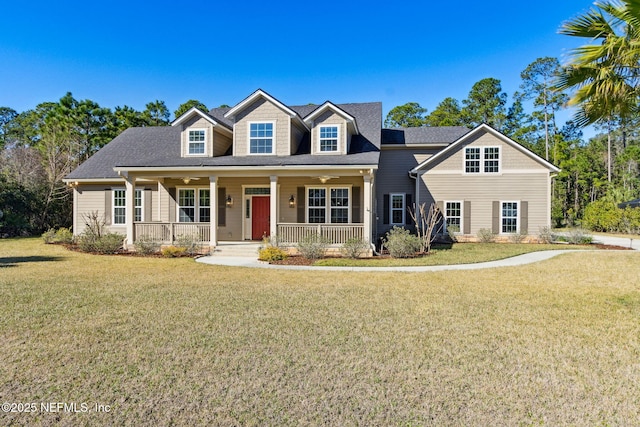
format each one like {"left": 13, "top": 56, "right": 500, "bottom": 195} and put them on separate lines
{"left": 385, "top": 0, "right": 640, "bottom": 231}
{"left": 1, "top": 0, "right": 639, "bottom": 236}
{"left": 0, "top": 96, "right": 209, "bottom": 235}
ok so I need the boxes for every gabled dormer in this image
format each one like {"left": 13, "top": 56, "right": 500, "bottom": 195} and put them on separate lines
{"left": 223, "top": 89, "right": 309, "bottom": 156}
{"left": 303, "top": 102, "right": 359, "bottom": 155}
{"left": 172, "top": 107, "right": 233, "bottom": 157}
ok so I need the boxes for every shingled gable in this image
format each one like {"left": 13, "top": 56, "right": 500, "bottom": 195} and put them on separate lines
{"left": 223, "top": 89, "right": 309, "bottom": 131}
{"left": 171, "top": 106, "right": 232, "bottom": 133}
{"left": 409, "top": 123, "right": 560, "bottom": 174}
{"left": 303, "top": 101, "right": 360, "bottom": 135}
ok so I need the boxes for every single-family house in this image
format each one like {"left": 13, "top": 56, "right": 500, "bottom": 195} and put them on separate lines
{"left": 64, "top": 89, "right": 559, "bottom": 251}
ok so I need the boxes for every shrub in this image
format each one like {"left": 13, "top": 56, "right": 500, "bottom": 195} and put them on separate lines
{"left": 55, "top": 227, "right": 74, "bottom": 244}
{"left": 175, "top": 234, "right": 203, "bottom": 256}
{"left": 77, "top": 233, "right": 124, "bottom": 254}
{"left": 42, "top": 227, "right": 74, "bottom": 244}
{"left": 383, "top": 226, "right": 421, "bottom": 258}
{"left": 135, "top": 235, "right": 161, "bottom": 255}
{"left": 258, "top": 246, "right": 288, "bottom": 262}
{"left": 565, "top": 228, "right": 593, "bottom": 245}
{"left": 509, "top": 230, "right": 527, "bottom": 244}
{"left": 477, "top": 228, "right": 496, "bottom": 243}
{"left": 297, "top": 233, "right": 330, "bottom": 260}
{"left": 42, "top": 228, "right": 56, "bottom": 244}
{"left": 538, "top": 226, "right": 553, "bottom": 244}
{"left": 582, "top": 199, "right": 620, "bottom": 232}
{"left": 340, "top": 237, "right": 370, "bottom": 259}
{"left": 162, "top": 246, "right": 187, "bottom": 257}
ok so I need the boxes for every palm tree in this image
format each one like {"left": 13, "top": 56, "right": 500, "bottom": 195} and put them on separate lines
{"left": 556, "top": 0, "right": 640, "bottom": 182}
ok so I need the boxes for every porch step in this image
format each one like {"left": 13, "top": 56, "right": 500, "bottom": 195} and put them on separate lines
{"left": 211, "top": 242, "right": 262, "bottom": 257}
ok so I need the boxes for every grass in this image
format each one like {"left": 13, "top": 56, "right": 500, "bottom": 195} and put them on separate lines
{"left": 315, "top": 243, "right": 590, "bottom": 267}
{"left": 1, "top": 237, "right": 640, "bottom": 425}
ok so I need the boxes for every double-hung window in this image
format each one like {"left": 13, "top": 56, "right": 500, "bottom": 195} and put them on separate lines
{"left": 501, "top": 201, "right": 518, "bottom": 233}
{"left": 113, "top": 189, "right": 126, "bottom": 225}
{"left": 249, "top": 122, "right": 274, "bottom": 154}
{"left": 178, "top": 189, "right": 210, "bottom": 222}
{"left": 390, "top": 193, "right": 405, "bottom": 225}
{"left": 465, "top": 147, "right": 500, "bottom": 173}
{"left": 307, "top": 187, "right": 350, "bottom": 223}
{"left": 188, "top": 129, "right": 206, "bottom": 155}
{"left": 445, "top": 201, "right": 462, "bottom": 233}
{"left": 113, "top": 189, "right": 143, "bottom": 224}
{"left": 319, "top": 125, "right": 338, "bottom": 152}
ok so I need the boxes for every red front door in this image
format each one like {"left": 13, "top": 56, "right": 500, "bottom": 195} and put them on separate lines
{"left": 251, "top": 196, "right": 270, "bottom": 240}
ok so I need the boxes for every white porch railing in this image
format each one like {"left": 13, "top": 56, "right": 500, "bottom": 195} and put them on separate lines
{"left": 134, "top": 222, "right": 210, "bottom": 243}
{"left": 277, "top": 223, "right": 364, "bottom": 245}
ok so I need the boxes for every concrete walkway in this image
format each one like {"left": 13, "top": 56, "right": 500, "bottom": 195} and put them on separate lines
{"left": 196, "top": 233, "right": 639, "bottom": 271}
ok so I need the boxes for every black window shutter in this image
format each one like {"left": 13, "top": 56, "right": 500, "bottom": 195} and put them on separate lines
{"left": 383, "top": 194, "right": 389, "bottom": 225}
{"left": 297, "top": 187, "right": 305, "bottom": 223}
{"left": 352, "top": 187, "right": 361, "bottom": 223}
{"left": 405, "top": 194, "right": 412, "bottom": 225}
{"left": 218, "top": 187, "right": 226, "bottom": 227}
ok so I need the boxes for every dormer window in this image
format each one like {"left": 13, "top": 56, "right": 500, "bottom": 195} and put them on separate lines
{"left": 319, "top": 126, "right": 339, "bottom": 152}
{"left": 249, "top": 122, "right": 274, "bottom": 154}
{"left": 188, "top": 129, "right": 206, "bottom": 155}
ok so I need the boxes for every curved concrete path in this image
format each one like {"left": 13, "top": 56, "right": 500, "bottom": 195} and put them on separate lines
{"left": 197, "top": 249, "right": 584, "bottom": 272}
{"left": 196, "top": 234, "right": 638, "bottom": 272}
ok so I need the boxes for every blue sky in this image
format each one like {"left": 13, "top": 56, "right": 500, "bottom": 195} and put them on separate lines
{"left": 1, "top": 0, "right": 594, "bottom": 131}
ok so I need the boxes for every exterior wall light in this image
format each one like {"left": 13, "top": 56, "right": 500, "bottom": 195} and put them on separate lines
{"left": 289, "top": 195, "right": 296, "bottom": 208}
{"left": 226, "top": 195, "right": 233, "bottom": 207}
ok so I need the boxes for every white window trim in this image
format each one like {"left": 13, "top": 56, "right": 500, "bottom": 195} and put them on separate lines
{"left": 500, "top": 200, "right": 519, "bottom": 234}
{"left": 134, "top": 188, "right": 143, "bottom": 222}
{"left": 305, "top": 185, "right": 352, "bottom": 224}
{"left": 247, "top": 121, "right": 276, "bottom": 155}
{"left": 113, "top": 188, "right": 126, "bottom": 225}
{"left": 186, "top": 128, "right": 208, "bottom": 157}
{"left": 483, "top": 146, "right": 501, "bottom": 174}
{"left": 317, "top": 124, "right": 340, "bottom": 154}
{"left": 444, "top": 200, "right": 463, "bottom": 233}
{"left": 389, "top": 193, "right": 406, "bottom": 225}
{"left": 463, "top": 146, "right": 501, "bottom": 174}
{"left": 176, "top": 187, "right": 211, "bottom": 223}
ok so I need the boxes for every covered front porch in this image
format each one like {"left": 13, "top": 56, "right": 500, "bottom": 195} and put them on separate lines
{"left": 133, "top": 222, "right": 365, "bottom": 246}
{"left": 117, "top": 168, "right": 375, "bottom": 249}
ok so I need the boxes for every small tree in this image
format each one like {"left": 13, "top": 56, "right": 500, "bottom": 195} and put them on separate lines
{"left": 407, "top": 202, "right": 443, "bottom": 253}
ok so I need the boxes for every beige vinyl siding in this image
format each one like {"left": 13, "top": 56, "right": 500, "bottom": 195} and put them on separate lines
{"left": 310, "top": 111, "right": 347, "bottom": 155}
{"left": 233, "top": 98, "right": 290, "bottom": 156}
{"left": 277, "top": 176, "right": 364, "bottom": 224}
{"left": 74, "top": 183, "right": 163, "bottom": 235}
{"left": 419, "top": 172, "right": 550, "bottom": 234}
{"left": 432, "top": 131, "right": 545, "bottom": 172}
{"left": 181, "top": 116, "right": 214, "bottom": 157}
{"left": 376, "top": 148, "right": 439, "bottom": 237}
{"left": 212, "top": 129, "right": 233, "bottom": 157}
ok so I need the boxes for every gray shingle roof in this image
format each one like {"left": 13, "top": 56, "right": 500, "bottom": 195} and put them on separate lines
{"left": 382, "top": 126, "right": 470, "bottom": 145}
{"left": 66, "top": 101, "right": 382, "bottom": 180}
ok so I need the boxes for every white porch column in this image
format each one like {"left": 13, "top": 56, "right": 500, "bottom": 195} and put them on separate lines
{"left": 363, "top": 174, "right": 372, "bottom": 244}
{"left": 124, "top": 174, "right": 135, "bottom": 248}
{"left": 270, "top": 175, "right": 278, "bottom": 238}
{"left": 209, "top": 176, "right": 218, "bottom": 248}
{"left": 415, "top": 171, "right": 421, "bottom": 226}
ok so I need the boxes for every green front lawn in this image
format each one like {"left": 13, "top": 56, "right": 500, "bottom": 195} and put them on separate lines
{"left": 315, "top": 242, "right": 590, "bottom": 267}
{"left": 1, "top": 238, "right": 639, "bottom": 425}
